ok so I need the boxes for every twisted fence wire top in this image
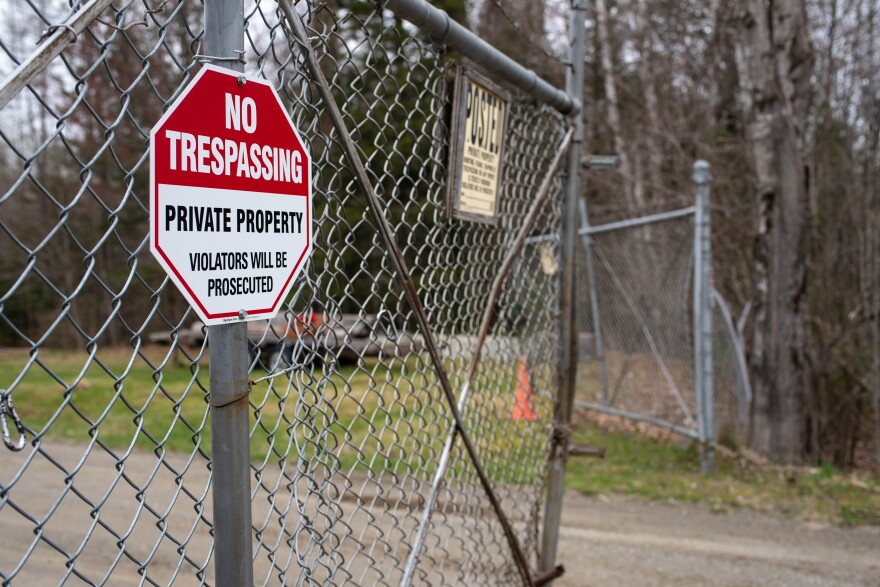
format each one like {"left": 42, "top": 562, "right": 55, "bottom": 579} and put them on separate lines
{"left": 0, "top": 1, "right": 571, "bottom": 585}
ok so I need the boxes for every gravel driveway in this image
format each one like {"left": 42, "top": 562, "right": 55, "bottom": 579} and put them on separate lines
{"left": 553, "top": 491, "right": 880, "bottom": 587}
{"left": 3, "top": 441, "right": 879, "bottom": 585}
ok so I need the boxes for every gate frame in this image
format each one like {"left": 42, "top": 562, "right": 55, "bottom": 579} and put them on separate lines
{"left": 574, "top": 162, "right": 716, "bottom": 473}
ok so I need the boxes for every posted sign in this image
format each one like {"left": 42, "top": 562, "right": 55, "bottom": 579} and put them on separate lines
{"left": 447, "top": 67, "right": 509, "bottom": 224}
{"left": 150, "top": 65, "right": 312, "bottom": 325}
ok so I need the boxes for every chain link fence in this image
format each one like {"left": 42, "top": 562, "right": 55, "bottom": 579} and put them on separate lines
{"left": 575, "top": 208, "right": 699, "bottom": 436}
{"left": 712, "top": 289, "right": 752, "bottom": 447}
{"left": 0, "top": 0, "right": 575, "bottom": 584}
{"left": 574, "top": 169, "right": 752, "bottom": 460}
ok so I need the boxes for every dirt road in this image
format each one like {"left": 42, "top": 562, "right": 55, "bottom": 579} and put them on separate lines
{"left": 3, "top": 441, "right": 879, "bottom": 585}
{"left": 553, "top": 491, "right": 880, "bottom": 587}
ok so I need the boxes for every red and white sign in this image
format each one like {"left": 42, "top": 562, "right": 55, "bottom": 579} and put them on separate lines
{"left": 150, "top": 65, "right": 311, "bottom": 325}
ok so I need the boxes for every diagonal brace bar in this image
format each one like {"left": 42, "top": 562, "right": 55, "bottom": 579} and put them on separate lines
{"left": 277, "top": 2, "right": 538, "bottom": 584}
{"left": 400, "top": 127, "right": 573, "bottom": 587}
{"left": 0, "top": 0, "right": 117, "bottom": 111}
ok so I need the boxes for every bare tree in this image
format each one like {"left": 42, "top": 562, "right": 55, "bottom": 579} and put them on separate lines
{"left": 593, "top": 0, "right": 643, "bottom": 211}
{"left": 734, "top": 0, "right": 814, "bottom": 463}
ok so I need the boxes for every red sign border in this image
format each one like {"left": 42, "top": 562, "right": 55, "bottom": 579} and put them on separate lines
{"left": 149, "top": 65, "right": 312, "bottom": 324}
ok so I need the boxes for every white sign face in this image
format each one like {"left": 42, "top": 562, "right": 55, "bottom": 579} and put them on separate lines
{"left": 150, "top": 65, "right": 312, "bottom": 325}
{"left": 458, "top": 77, "right": 506, "bottom": 217}
{"left": 447, "top": 67, "right": 509, "bottom": 224}
{"left": 157, "top": 185, "right": 309, "bottom": 318}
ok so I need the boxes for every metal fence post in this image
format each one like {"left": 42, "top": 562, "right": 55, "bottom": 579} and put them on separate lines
{"left": 540, "top": 0, "right": 586, "bottom": 574}
{"left": 577, "top": 198, "right": 610, "bottom": 405}
{"left": 693, "top": 160, "right": 715, "bottom": 474}
{"left": 204, "top": 0, "right": 254, "bottom": 584}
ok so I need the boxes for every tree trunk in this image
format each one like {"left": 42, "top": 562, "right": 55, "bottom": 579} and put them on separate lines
{"left": 633, "top": 0, "right": 662, "bottom": 201}
{"left": 734, "top": 0, "right": 814, "bottom": 463}
{"left": 594, "top": 0, "right": 641, "bottom": 211}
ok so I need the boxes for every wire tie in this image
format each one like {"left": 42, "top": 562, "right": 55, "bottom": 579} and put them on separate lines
{"left": 37, "top": 23, "right": 78, "bottom": 44}
{"left": 194, "top": 50, "right": 246, "bottom": 65}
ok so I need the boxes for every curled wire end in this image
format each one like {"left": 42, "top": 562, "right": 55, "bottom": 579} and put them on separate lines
{"left": 96, "top": 15, "right": 150, "bottom": 32}
{"left": 1, "top": 391, "right": 27, "bottom": 452}
{"left": 37, "top": 23, "right": 78, "bottom": 45}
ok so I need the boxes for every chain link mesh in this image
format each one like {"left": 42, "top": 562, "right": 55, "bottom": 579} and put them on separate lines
{"left": 0, "top": 1, "right": 570, "bottom": 584}
{"left": 712, "top": 290, "right": 751, "bottom": 446}
{"left": 575, "top": 214, "right": 698, "bottom": 433}
{"left": 575, "top": 207, "right": 751, "bottom": 445}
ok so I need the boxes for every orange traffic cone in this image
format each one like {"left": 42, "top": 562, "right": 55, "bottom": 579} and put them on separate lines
{"left": 512, "top": 356, "right": 538, "bottom": 421}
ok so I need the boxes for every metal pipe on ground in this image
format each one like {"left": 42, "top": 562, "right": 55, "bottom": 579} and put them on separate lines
{"left": 575, "top": 400, "right": 700, "bottom": 440}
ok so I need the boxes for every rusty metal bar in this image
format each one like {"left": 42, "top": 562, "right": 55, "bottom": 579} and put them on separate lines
{"left": 534, "top": 564, "right": 566, "bottom": 586}
{"left": 401, "top": 127, "right": 574, "bottom": 587}
{"left": 278, "top": 2, "right": 536, "bottom": 584}
{"left": 466, "top": 127, "right": 574, "bottom": 382}
{"left": 568, "top": 444, "right": 605, "bottom": 458}
{"left": 540, "top": 0, "right": 586, "bottom": 575}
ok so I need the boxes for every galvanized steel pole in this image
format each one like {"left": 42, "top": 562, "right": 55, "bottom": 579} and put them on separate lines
{"left": 693, "top": 160, "right": 715, "bottom": 474}
{"left": 204, "top": 0, "right": 254, "bottom": 584}
{"left": 540, "top": 0, "right": 586, "bottom": 574}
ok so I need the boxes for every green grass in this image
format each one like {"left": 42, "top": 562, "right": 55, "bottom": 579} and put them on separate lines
{"left": 12, "top": 347, "right": 873, "bottom": 526}
{"left": 0, "top": 346, "right": 444, "bottom": 472}
{"left": 565, "top": 415, "right": 880, "bottom": 526}
{"left": 0, "top": 346, "right": 550, "bottom": 483}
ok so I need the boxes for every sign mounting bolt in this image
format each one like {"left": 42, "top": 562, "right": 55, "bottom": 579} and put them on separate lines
{"left": 238, "top": 309, "right": 248, "bottom": 319}
{"left": 237, "top": 75, "right": 246, "bottom": 86}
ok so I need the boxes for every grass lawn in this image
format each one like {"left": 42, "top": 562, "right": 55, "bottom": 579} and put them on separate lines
{"left": 0, "top": 345, "right": 551, "bottom": 484}
{"left": 0, "top": 345, "right": 448, "bottom": 472}
{"left": 566, "top": 411, "right": 880, "bottom": 527}
{"left": 6, "top": 346, "right": 874, "bottom": 527}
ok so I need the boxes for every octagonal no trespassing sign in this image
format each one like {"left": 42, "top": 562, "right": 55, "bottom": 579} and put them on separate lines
{"left": 149, "top": 65, "right": 312, "bottom": 325}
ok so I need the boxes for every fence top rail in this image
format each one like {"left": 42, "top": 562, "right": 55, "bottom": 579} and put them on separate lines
{"left": 523, "top": 206, "right": 696, "bottom": 245}
{"left": 383, "top": 0, "right": 581, "bottom": 116}
{"left": 0, "top": 0, "right": 581, "bottom": 117}
{"left": 580, "top": 206, "right": 696, "bottom": 236}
